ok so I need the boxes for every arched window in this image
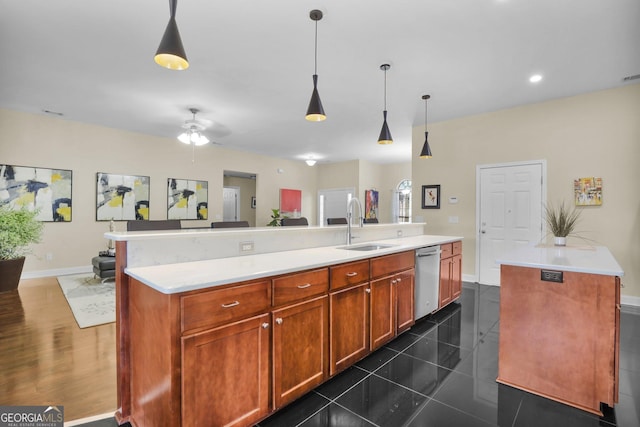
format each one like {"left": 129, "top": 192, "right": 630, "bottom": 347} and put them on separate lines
{"left": 394, "top": 179, "right": 412, "bottom": 223}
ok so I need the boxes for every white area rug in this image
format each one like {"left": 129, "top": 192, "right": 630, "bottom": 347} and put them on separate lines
{"left": 57, "top": 273, "right": 115, "bottom": 328}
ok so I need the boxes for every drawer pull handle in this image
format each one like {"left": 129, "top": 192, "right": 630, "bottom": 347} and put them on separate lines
{"left": 275, "top": 318, "right": 283, "bottom": 325}
{"left": 391, "top": 279, "right": 397, "bottom": 285}
{"left": 221, "top": 301, "right": 240, "bottom": 308}
{"left": 346, "top": 272, "right": 358, "bottom": 277}
{"left": 396, "top": 277, "right": 402, "bottom": 282}
{"left": 297, "top": 283, "right": 312, "bottom": 289}
{"left": 262, "top": 323, "right": 270, "bottom": 329}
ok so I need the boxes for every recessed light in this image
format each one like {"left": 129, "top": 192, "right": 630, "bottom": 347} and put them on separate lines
{"left": 529, "top": 74, "right": 543, "bottom": 83}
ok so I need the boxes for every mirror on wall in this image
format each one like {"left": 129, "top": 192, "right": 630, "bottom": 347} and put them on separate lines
{"left": 223, "top": 170, "right": 257, "bottom": 227}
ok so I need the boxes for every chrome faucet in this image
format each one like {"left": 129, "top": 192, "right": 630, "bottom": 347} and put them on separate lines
{"left": 346, "top": 197, "right": 363, "bottom": 245}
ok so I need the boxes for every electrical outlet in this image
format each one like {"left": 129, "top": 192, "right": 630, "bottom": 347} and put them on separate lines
{"left": 448, "top": 216, "right": 459, "bottom": 224}
{"left": 240, "top": 241, "right": 254, "bottom": 252}
{"left": 46, "top": 252, "right": 53, "bottom": 261}
{"left": 397, "top": 230, "right": 403, "bottom": 237}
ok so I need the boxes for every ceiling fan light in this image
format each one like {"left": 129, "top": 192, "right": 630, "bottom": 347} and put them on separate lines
{"left": 420, "top": 132, "right": 432, "bottom": 158}
{"left": 178, "top": 132, "right": 191, "bottom": 144}
{"left": 192, "top": 132, "right": 209, "bottom": 146}
{"left": 306, "top": 75, "right": 326, "bottom": 121}
{"left": 155, "top": 13, "right": 188, "bottom": 70}
{"left": 305, "top": 159, "right": 317, "bottom": 166}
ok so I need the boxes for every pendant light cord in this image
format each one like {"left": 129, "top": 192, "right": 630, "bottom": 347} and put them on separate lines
{"left": 383, "top": 68, "right": 387, "bottom": 111}
{"left": 169, "top": 0, "right": 177, "bottom": 19}
{"left": 314, "top": 19, "right": 318, "bottom": 75}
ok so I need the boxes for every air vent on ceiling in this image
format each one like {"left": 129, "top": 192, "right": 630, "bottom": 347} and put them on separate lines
{"left": 622, "top": 74, "right": 640, "bottom": 82}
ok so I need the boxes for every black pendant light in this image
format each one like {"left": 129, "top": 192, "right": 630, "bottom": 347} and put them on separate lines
{"left": 154, "top": 0, "right": 189, "bottom": 70}
{"left": 305, "top": 10, "right": 326, "bottom": 121}
{"left": 420, "top": 95, "right": 433, "bottom": 158}
{"left": 377, "top": 64, "right": 393, "bottom": 144}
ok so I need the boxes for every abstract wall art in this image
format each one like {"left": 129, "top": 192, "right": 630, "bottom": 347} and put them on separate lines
{"left": 280, "top": 188, "right": 302, "bottom": 217}
{"left": 574, "top": 177, "right": 602, "bottom": 206}
{"left": 167, "top": 178, "right": 208, "bottom": 220}
{"left": 0, "top": 164, "right": 73, "bottom": 222}
{"left": 365, "top": 189, "right": 379, "bottom": 220}
{"left": 421, "top": 184, "right": 440, "bottom": 209}
{"left": 96, "top": 172, "right": 150, "bottom": 221}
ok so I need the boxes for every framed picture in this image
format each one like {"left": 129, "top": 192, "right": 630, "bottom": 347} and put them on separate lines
{"left": 574, "top": 177, "right": 602, "bottom": 206}
{"left": 96, "top": 172, "right": 150, "bottom": 221}
{"left": 280, "top": 188, "right": 302, "bottom": 217}
{"left": 0, "top": 164, "right": 73, "bottom": 222}
{"left": 251, "top": 196, "right": 256, "bottom": 209}
{"left": 365, "top": 189, "right": 379, "bottom": 219}
{"left": 421, "top": 185, "right": 440, "bottom": 209}
{"left": 167, "top": 178, "right": 208, "bottom": 220}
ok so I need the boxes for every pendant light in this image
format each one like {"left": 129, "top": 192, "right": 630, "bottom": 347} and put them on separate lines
{"left": 154, "top": 0, "right": 189, "bottom": 70}
{"left": 305, "top": 10, "right": 326, "bottom": 122}
{"left": 178, "top": 109, "right": 209, "bottom": 146}
{"left": 377, "top": 64, "right": 393, "bottom": 144}
{"left": 419, "top": 95, "right": 433, "bottom": 158}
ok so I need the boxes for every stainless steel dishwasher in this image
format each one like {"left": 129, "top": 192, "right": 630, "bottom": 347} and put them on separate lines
{"left": 415, "top": 245, "right": 441, "bottom": 319}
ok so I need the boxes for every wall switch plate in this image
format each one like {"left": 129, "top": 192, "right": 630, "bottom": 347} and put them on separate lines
{"left": 449, "top": 197, "right": 458, "bottom": 204}
{"left": 240, "top": 241, "right": 254, "bottom": 252}
{"left": 397, "top": 230, "right": 403, "bottom": 237}
{"left": 448, "top": 216, "right": 459, "bottom": 224}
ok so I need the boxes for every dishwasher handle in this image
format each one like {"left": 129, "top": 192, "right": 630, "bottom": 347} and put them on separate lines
{"left": 416, "top": 247, "right": 441, "bottom": 257}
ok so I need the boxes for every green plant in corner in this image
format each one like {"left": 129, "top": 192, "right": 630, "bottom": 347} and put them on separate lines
{"left": 0, "top": 205, "right": 44, "bottom": 260}
{"left": 544, "top": 201, "right": 581, "bottom": 239}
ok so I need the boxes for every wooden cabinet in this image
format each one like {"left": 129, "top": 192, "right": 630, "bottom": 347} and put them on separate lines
{"left": 439, "top": 241, "right": 462, "bottom": 309}
{"left": 498, "top": 265, "right": 620, "bottom": 415}
{"left": 370, "top": 251, "right": 415, "bottom": 351}
{"left": 272, "top": 295, "right": 328, "bottom": 409}
{"left": 329, "top": 260, "right": 370, "bottom": 376}
{"left": 182, "top": 313, "right": 270, "bottom": 427}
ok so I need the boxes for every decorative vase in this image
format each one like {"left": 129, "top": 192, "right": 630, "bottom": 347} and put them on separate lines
{"left": 554, "top": 236, "right": 567, "bottom": 246}
{"left": 0, "top": 257, "right": 26, "bottom": 293}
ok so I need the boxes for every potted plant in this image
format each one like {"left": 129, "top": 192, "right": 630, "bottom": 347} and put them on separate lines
{"left": 267, "top": 208, "right": 286, "bottom": 226}
{"left": 0, "top": 205, "right": 44, "bottom": 293}
{"left": 544, "top": 201, "right": 581, "bottom": 246}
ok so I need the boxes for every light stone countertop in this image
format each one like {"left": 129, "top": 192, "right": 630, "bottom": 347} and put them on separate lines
{"left": 496, "top": 244, "right": 624, "bottom": 277}
{"left": 125, "top": 235, "right": 462, "bottom": 294}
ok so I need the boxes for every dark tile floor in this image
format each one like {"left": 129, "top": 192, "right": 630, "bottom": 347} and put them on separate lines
{"left": 78, "top": 283, "right": 640, "bottom": 427}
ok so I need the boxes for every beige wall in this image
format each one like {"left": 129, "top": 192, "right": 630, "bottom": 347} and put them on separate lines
{"left": 411, "top": 83, "right": 640, "bottom": 299}
{"left": 0, "top": 109, "right": 316, "bottom": 273}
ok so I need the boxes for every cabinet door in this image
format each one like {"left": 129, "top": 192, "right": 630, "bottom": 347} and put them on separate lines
{"left": 370, "top": 277, "right": 394, "bottom": 351}
{"left": 272, "top": 295, "right": 328, "bottom": 409}
{"left": 395, "top": 269, "right": 415, "bottom": 334}
{"left": 182, "top": 313, "right": 270, "bottom": 427}
{"left": 439, "top": 257, "right": 452, "bottom": 308}
{"left": 330, "top": 283, "right": 369, "bottom": 376}
{"left": 451, "top": 254, "right": 462, "bottom": 301}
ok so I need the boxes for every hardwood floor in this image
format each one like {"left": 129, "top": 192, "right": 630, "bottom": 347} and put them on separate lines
{"left": 0, "top": 277, "right": 116, "bottom": 422}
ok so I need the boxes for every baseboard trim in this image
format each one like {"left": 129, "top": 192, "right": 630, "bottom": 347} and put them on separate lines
{"left": 621, "top": 294, "right": 640, "bottom": 309}
{"left": 21, "top": 265, "right": 92, "bottom": 280}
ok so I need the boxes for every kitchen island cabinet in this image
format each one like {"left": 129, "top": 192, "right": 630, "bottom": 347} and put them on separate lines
{"left": 497, "top": 245, "right": 623, "bottom": 416}
{"left": 438, "top": 241, "right": 462, "bottom": 308}
{"left": 111, "top": 233, "right": 463, "bottom": 427}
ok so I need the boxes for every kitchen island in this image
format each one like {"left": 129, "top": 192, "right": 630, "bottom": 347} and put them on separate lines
{"left": 496, "top": 244, "right": 624, "bottom": 416}
{"left": 106, "top": 226, "right": 462, "bottom": 427}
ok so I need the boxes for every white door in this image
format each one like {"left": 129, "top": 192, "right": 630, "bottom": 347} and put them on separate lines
{"left": 223, "top": 187, "right": 240, "bottom": 221}
{"left": 477, "top": 161, "right": 545, "bottom": 285}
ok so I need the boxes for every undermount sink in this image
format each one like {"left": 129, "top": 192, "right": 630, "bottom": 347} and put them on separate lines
{"left": 337, "top": 243, "right": 396, "bottom": 251}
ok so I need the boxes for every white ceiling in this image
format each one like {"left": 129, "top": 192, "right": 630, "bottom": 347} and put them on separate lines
{"left": 1, "top": 0, "right": 638, "bottom": 165}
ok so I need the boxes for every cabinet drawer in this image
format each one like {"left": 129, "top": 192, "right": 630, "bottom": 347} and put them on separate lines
{"left": 452, "top": 241, "right": 462, "bottom": 256}
{"left": 330, "top": 260, "right": 370, "bottom": 290}
{"left": 181, "top": 280, "right": 271, "bottom": 333}
{"left": 273, "top": 268, "right": 329, "bottom": 306}
{"left": 441, "top": 243, "right": 453, "bottom": 258}
{"left": 371, "top": 251, "right": 415, "bottom": 279}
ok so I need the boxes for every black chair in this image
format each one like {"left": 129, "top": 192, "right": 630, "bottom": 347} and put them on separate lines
{"left": 281, "top": 217, "right": 309, "bottom": 226}
{"left": 211, "top": 221, "right": 250, "bottom": 228}
{"left": 126, "top": 219, "right": 181, "bottom": 231}
{"left": 363, "top": 218, "right": 379, "bottom": 224}
{"left": 327, "top": 217, "right": 348, "bottom": 225}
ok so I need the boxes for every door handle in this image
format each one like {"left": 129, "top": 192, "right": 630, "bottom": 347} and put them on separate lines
{"left": 297, "top": 283, "right": 311, "bottom": 289}
{"left": 275, "top": 318, "right": 283, "bottom": 325}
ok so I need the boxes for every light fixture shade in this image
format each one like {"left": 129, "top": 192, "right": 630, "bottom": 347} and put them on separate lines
{"left": 306, "top": 75, "right": 326, "bottom": 121}
{"left": 178, "top": 132, "right": 191, "bottom": 144}
{"left": 377, "top": 110, "right": 393, "bottom": 144}
{"left": 155, "top": 17, "right": 189, "bottom": 70}
{"left": 305, "top": 159, "right": 317, "bottom": 166}
{"left": 420, "top": 131, "right": 432, "bottom": 158}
